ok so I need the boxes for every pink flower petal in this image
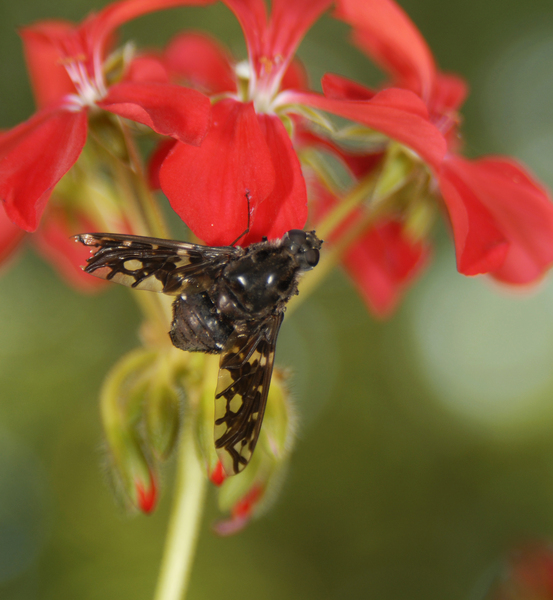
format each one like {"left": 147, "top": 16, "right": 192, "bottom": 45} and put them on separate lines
{"left": 0, "top": 106, "right": 87, "bottom": 232}
{"left": 159, "top": 99, "right": 276, "bottom": 245}
{"left": 285, "top": 88, "right": 447, "bottom": 169}
{"left": 344, "top": 220, "right": 429, "bottom": 318}
{"left": 165, "top": 32, "right": 236, "bottom": 94}
{"left": 99, "top": 81, "right": 211, "bottom": 146}
{"left": 19, "top": 21, "right": 76, "bottom": 109}
{"left": 442, "top": 156, "right": 553, "bottom": 284}
{"left": 335, "top": 0, "right": 436, "bottom": 101}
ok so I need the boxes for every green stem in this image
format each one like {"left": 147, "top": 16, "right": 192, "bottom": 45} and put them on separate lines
{"left": 153, "top": 417, "right": 207, "bottom": 600}
{"left": 315, "top": 171, "right": 378, "bottom": 240}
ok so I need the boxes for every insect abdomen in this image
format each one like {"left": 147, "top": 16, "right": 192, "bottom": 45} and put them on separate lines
{"left": 170, "top": 292, "right": 233, "bottom": 353}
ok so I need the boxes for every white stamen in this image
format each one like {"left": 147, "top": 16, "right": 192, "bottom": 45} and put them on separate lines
{"left": 63, "top": 56, "right": 106, "bottom": 109}
{"left": 235, "top": 60, "right": 251, "bottom": 81}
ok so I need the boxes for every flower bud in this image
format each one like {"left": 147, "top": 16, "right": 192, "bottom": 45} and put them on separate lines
{"left": 209, "top": 461, "right": 227, "bottom": 487}
{"left": 144, "top": 367, "right": 182, "bottom": 460}
{"left": 134, "top": 467, "right": 158, "bottom": 514}
{"left": 99, "top": 347, "right": 176, "bottom": 513}
{"left": 187, "top": 354, "right": 221, "bottom": 477}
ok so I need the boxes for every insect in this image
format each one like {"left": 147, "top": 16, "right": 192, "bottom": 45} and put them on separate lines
{"left": 75, "top": 229, "right": 322, "bottom": 475}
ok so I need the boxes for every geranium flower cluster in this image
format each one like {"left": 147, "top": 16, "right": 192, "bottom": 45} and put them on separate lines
{"left": 2, "top": 0, "right": 551, "bottom": 307}
{"left": 1, "top": 0, "right": 552, "bottom": 529}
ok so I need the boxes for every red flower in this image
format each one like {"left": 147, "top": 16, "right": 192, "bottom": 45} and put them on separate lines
{"left": 158, "top": 0, "right": 332, "bottom": 246}
{"left": 0, "top": 0, "right": 213, "bottom": 233}
{"left": 343, "top": 222, "right": 429, "bottom": 317}
{"left": 335, "top": 0, "right": 553, "bottom": 285}
{"left": 157, "top": 0, "right": 446, "bottom": 246}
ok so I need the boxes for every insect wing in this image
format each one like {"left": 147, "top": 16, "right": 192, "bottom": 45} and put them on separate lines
{"left": 214, "top": 313, "right": 284, "bottom": 475}
{"left": 75, "top": 233, "right": 240, "bottom": 295}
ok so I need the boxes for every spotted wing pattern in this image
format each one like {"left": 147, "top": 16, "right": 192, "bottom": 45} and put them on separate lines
{"left": 75, "top": 233, "right": 241, "bottom": 295}
{"left": 214, "top": 313, "right": 284, "bottom": 475}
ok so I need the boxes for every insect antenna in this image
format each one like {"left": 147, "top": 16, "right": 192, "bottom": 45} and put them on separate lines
{"left": 230, "top": 191, "right": 252, "bottom": 247}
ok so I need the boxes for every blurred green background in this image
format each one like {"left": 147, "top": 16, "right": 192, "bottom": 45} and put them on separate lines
{"left": 2, "top": 0, "right": 553, "bottom": 599}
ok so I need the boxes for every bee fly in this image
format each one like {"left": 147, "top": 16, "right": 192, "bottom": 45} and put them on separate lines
{"left": 75, "top": 229, "right": 322, "bottom": 475}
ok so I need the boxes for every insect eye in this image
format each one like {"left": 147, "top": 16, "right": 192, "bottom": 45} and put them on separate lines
{"left": 286, "top": 229, "right": 307, "bottom": 243}
{"left": 283, "top": 229, "right": 307, "bottom": 253}
{"left": 304, "top": 248, "right": 319, "bottom": 267}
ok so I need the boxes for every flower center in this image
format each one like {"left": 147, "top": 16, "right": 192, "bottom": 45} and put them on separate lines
{"left": 61, "top": 54, "right": 107, "bottom": 111}
{"left": 234, "top": 56, "right": 286, "bottom": 115}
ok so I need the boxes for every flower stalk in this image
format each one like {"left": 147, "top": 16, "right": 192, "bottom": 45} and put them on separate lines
{"left": 153, "top": 415, "right": 207, "bottom": 600}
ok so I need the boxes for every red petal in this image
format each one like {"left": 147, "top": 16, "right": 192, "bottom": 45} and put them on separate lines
{"left": 281, "top": 59, "right": 310, "bottom": 91}
{"left": 431, "top": 73, "right": 468, "bottom": 115}
{"left": 222, "top": 0, "right": 268, "bottom": 67}
{"left": 148, "top": 138, "right": 177, "bottom": 190}
{"left": 19, "top": 21, "right": 76, "bottom": 109}
{"left": 267, "top": 0, "right": 332, "bottom": 64}
{"left": 439, "top": 158, "right": 509, "bottom": 276}
{"left": 0, "top": 206, "right": 26, "bottom": 265}
{"left": 98, "top": 82, "right": 211, "bottom": 145}
{"left": 95, "top": 0, "right": 217, "bottom": 43}
{"left": 224, "top": 0, "right": 330, "bottom": 85}
{"left": 164, "top": 32, "right": 236, "bottom": 94}
{"left": 159, "top": 99, "right": 276, "bottom": 245}
{"left": 0, "top": 107, "right": 87, "bottom": 232}
{"left": 344, "top": 220, "right": 429, "bottom": 318}
{"left": 442, "top": 156, "right": 553, "bottom": 284}
{"left": 249, "top": 114, "right": 307, "bottom": 243}
{"left": 335, "top": 0, "right": 436, "bottom": 102}
{"left": 32, "top": 206, "right": 108, "bottom": 292}
{"left": 125, "top": 53, "right": 170, "bottom": 84}
{"left": 322, "top": 73, "right": 376, "bottom": 101}
{"left": 286, "top": 88, "right": 447, "bottom": 169}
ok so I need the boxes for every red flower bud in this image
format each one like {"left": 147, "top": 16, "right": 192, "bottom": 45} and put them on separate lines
{"left": 135, "top": 470, "right": 158, "bottom": 514}
{"left": 209, "top": 461, "right": 226, "bottom": 487}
